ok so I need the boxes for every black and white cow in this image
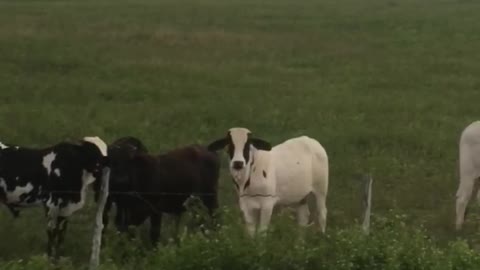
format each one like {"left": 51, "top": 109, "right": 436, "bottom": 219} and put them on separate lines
{"left": 0, "top": 137, "right": 109, "bottom": 258}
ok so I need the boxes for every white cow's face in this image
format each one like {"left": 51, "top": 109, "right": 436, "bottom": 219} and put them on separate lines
{"left": 229, "top": 128, "right": 250, "bottom": 171}
{"left": 208, "top": 127, "right": 272, "bottom": 181}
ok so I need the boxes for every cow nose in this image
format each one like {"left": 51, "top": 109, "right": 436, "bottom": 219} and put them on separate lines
{"left": 232, "top": 161, "right": 244, "bottom": 170}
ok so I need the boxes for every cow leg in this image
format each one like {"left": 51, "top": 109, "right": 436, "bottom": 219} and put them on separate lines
{"left": 115, "top": 207, "right": 136, "bottom": 240}
{"left": 296, "top": 203, "right": 310, "bottom": 227}
{"left": 172, "top": 214, "right": 183, "bottom": 244}
{"left": 149, "top": 213, "right": 162, "bottom": 248}
{"left": 239, "top": 198, "right": 259, "bottom": 237}
{"left": 47, "top": 214, "right": 69, "bottom": 259}
{"left": 240, "top": 205, "right": 258, "bottom": 237}
{"left": 472, "top": 179, "right": 480, "bottom": 207}
{"left": 196, "top": 194, "right": 218, "bottom": 235}
{"left": 201, "top": 194, "right": 218, "bottom": 217}
{"left": 203, "top": 194, "right": 220, "bottom": 229}
{"left": 313, "top": 191, "right": 328, "bottom": 233}
{"left": 101, "top": 198, "right": 113, "bottom": 246}
{"left": 5, "top": 204, "right": 20, "bottom": 218}
{"left": 115, "top": 206, "right": 127, "bottom": 233}
{"left": 456, "top": 177, "right": 476, "bottom": 230}
{"left": 103, "top": 198, "right": 112, "bottom": 231}
{"left": 258, "top": 203, "right": 274, "bottom": 236}
{"left": 46, "top": 225, "right": 55, "bottom": 258}
{"left": 56, "top": 216, "right": 69, "bottom": 255}
{"left": 45, "top": 205, "right": 60, "bottom": 258}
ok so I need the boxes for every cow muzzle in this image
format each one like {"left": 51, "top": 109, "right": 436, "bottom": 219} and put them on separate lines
{"left": 232, "top": 161, "right": 244, "bottom": 170}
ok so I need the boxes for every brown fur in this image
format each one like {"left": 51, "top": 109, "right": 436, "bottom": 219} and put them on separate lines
{"left": 108, "top": 143, "right": 220, "bottom": 246}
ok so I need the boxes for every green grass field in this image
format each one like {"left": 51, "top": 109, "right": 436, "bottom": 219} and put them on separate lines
{"left": 1, "top": 0, "right": 480, "bottom": 268}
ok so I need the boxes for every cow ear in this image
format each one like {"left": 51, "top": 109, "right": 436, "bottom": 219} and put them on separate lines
{"left": 207, "top": 138, "right": 228, "bottom": 152}
{"left": 250, "top": 138, "right": 272, "bottom": 151}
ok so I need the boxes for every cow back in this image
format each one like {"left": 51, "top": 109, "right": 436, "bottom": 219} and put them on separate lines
{"left": 129, "top": 145, "right": 220, "bottom": 215}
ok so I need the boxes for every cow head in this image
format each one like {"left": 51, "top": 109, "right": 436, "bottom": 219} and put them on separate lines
{"left": 108, "top": 137, "right": 148, "bottom": 191}
{"left": 208, "top": 128, "right": 271, "bottom": 181}
{"left": 81, "top": 136, "right": 110, "bottom": 178}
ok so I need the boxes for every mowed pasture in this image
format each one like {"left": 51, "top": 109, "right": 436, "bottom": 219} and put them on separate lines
{"left": 1, "top": 0, "right": 480, "bottom": 268}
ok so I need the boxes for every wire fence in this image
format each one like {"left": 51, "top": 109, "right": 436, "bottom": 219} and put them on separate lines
{"left": 6, "top": 190, "right": 219, "bottom": 196}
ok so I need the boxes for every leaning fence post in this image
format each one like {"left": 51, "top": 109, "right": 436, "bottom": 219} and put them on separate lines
{"left": 362, "top": 174, "right": 373, "bottom": 235}
{"left": 89, "top": 168, "right": 110, "bottom": 270}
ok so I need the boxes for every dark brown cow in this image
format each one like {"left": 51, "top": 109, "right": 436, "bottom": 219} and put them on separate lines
{"left": 94, "top": 136, "right": 149, "bottom": 239}
{"left": 102, "top": 141, "right": 220, "bottom": 246}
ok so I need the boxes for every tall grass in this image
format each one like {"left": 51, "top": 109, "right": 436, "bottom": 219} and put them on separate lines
{"left": 2, "top": 210, "right": 480, "bottom": 269}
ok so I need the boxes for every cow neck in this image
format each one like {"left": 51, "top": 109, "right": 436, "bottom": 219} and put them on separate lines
{"left": 237, "top": 149, "right": 258, "bottom": 196}
{"left": 238, "top": 149, "right": 277, "bottom": 198}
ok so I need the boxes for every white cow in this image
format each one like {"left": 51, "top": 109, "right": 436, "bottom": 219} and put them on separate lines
{"left": 208, "top": 127, "right": 328, "bottom": 236}
{"left": 456, "top": 121, "right": 480, "bottom": 230}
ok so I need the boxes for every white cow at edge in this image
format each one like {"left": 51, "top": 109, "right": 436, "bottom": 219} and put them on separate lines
{"left": 456, "top": 121, "right": 480, "bottom": 230}
{"left": 208, "top": 127, "right": 329, "bottom": 236}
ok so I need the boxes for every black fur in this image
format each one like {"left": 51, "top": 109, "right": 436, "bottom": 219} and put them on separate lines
{"left": 104, "top": 139, "right": 220, "bottom": 247}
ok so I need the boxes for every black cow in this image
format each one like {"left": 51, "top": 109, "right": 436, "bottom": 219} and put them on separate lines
{"left": 95, "top": 136, "right": 149, "bottom": 238}
{"left": 0, "top": 137, "right": 110, "bottom": 258}
{"left": 102, "top": 141, "right": 220, "bottom": 246}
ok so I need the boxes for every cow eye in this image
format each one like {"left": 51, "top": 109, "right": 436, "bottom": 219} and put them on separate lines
{"left": 227, "top": 143, "right": 234, "bottom": 159}
{"left": 243, "top": 142, "right": 250, "bottom": 161}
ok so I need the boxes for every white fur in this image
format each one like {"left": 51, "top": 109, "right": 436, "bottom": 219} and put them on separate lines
{"left": 0, "top": 179, "right": 35, "bottom": 204}
{"left": 0, "top": 142, "right": 8, "bottom": 149}
{"left": 227, "top": 128, "right": 329, "bottom": 236}
{"left": 54, "top": 169, "right": 61, "bottom": 177}
{"left": 42, "top": 152, "right": 56, "bottom": 176}
{"left": 456, "top": 121, "right": 480, "bottom": 230}
{"left": 58, "top": 170, "right": 95, "bottom": 217}
{"left": 0, "top": 178, "right": 6, "bottom": 193}
{"left": 83, "top": 136, "right": 108, "bottom": 156}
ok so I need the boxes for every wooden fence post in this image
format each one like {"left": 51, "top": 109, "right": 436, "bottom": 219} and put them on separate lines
{"left": 89, "top": 168, "right": 110, "bottom": 270}
{"left": 362, "top": 174, "right": 373, "bottom": 235}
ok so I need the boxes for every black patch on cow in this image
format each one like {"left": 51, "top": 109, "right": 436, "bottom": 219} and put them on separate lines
{"left": 225, "top": 132, "right": 235, "bottom": 159}
{"left": 250, "top": 138, "right": 272, "bottom": 151}
{"left": 207, "top": 133, "right": 229, "bottom": 153}
{"left": 263, "top": 170, "right": 267, "bottom": 178}
{"left": 251, "top": 155, "right": 256, "bottom": 172}
{"left": 243, "top": 177, "right": 251, "bottom": 191}
{"left": 224, "top": 132, "right": 252, "bottom": 164}
{"left": 243, "top": 133, "right": 251, "bottom": 164}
